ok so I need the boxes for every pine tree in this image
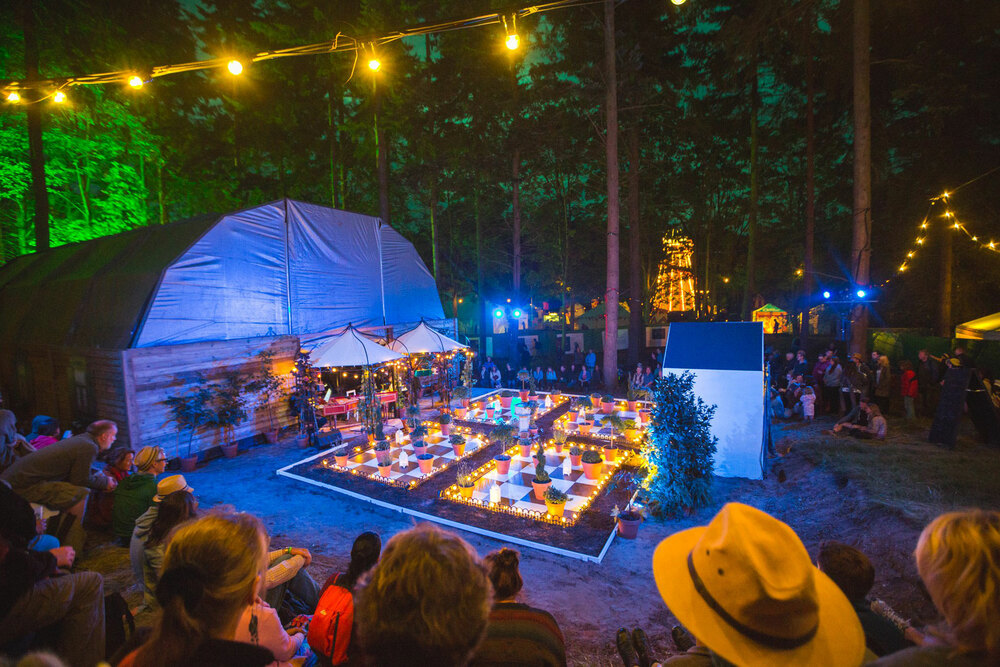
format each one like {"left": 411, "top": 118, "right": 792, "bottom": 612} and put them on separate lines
{"left": 642, "top": 372, "right": 717, "bottom": 517}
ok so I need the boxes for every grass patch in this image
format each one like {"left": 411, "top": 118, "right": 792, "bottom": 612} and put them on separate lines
{"left": 800, "top": 435, "right": 1000, "bottom": 525}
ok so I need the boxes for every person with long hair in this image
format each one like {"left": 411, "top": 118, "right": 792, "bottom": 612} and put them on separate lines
{"left": 140, "top": 490, "right": 198, "bottom": 610}
{"left": 873, "top": 510, "right": 1000, "bottom": 665}
{"left": 119, "top": 511, "right": 274, "bottom": 667}
{"left": 471, "top": 547, "right": 566, "bottom": 667}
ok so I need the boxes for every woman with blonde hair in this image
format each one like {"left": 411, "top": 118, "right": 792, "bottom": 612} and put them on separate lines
{"left": 874, "top": 509, "right": 1000, "bottom": 665}
{"left": 118, "top": 511, "right": 275, "bottom": 667}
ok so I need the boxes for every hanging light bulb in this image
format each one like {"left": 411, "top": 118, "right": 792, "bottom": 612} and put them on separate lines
{"left": 5, "top": 91, "right": 20, "bottom": 103}
{"left": 53, "top": 91, "right": 66, "bottom": 103}
{"left": 506, "top": 33, "right": 520, "bottom": 50}
{"left": 128, "top": 75, "right": 144, "bottom": 88}
{"left": 671, "top": 0, "right": 687, "bottom": 5}
{"left": 368, "top": 57, "right": 381, "bottom": 71}
{"left": 227, "top": 60, "right": 244, "bottom": 75}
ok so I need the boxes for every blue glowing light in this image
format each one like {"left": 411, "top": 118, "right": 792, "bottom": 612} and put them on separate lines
{"left": 822, "top": 291, "right": 831, "bottom": 299}
{"left": 494, "top": 308, "right": 504, "bottom": 318}
{"left": 856, "top": 289, "right": 867, "bottom": 299}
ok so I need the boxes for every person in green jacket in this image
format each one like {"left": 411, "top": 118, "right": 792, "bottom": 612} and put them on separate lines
{"left": 111, "top": 446, "right": 166, "bottom": 544}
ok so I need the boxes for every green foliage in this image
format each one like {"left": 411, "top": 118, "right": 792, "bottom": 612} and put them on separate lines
{"left": 448, "top": 434, "right": 465, "bottom": 445}
{"left": 553, "top": 429, "right": 568, "bottom": 445}
{"left": 376, "top": 453, "right": 392, "bottom": 467}
{"left": 533, "top": 443, "right": 550, "bottom": 483}
{"left": 489, "top": 423, "right": 517, "bottom": 448}
{"left": 244, "top": 350, "right": 287, "bottom": 429}
{"left": 604, "top": 414, "right": 625, "bottom": 438}
{"left": 358, "top": 369, "right": 384, "bottom": 440}
{"left": 374, "top": 440, "right": 390, "bottom": 452}
{"left": 569, "top": 445, "right": 582, "bottom": 456}
{"left": 438, "top": 413, "right": 452, "bottom": 424}
{"left": 410, "top": 425, "right": 428, "bottom": 441}
{"left": 581, "top": 450, "right": 602, "bottom": 464}
{"left": 210, "top": 372, "right": 248, "bottom": 441}
{"left": 163, "top": 379, "right": 214, "bottom": 457}
{"left": 642, "top": 372, "right": 717, "bottom": 517}
{"left": 544, "top": 486, "right": 568, "bottom": 503}
{"left": 456, "top": 462, "right": 474, "bottom": 487}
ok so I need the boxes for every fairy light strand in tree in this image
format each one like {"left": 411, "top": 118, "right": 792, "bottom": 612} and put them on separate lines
{"left": 652, "top": 234, "right": 696, "bottom": 313}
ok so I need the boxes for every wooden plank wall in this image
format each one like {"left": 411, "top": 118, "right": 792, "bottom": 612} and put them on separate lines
{"left": 0, "top": 344, "right": 132, "bottom": 445}
{"left": 123, "top": 336, "right": 299, "bottom": 459}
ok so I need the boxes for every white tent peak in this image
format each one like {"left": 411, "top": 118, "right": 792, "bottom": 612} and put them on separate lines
{"left": 310, "top": 323, "right": 403, "bottom": 367}
{"left": 389, "top": 320, "right": 468, "bottom": 354}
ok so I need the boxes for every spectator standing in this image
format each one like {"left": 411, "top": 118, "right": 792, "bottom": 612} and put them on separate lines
{"left": 872, "top": 510, "right": 1000, "bottom": 665}
{"left": 471, "top": 547, "right": 566, "bottom": 667}
{"left": 545, "top": 367, "right": 557, "bottom": 391}
{"left": 816, "top": 541, "right": 909, "bottom": 657}
{"left": 119, "top": 511, "right": 275, "bottom": 667}
{"left": 824, "top": 356, "right": 845, "bottom": 415}
{"left": 0, "top": 420, "right": 119, "bottom": 553}
{"left": 916, "top": 349, "right": 942, "bottom": 417}
{"left": 899, "top": 360, "right": 918, "bottom": 420}
{"left": 873, "top": 355, "right": 892, "bottom": 416}
{"left": 793, "top": 350, "right": 810, "bottom": 379}
{"left": 355, "top": 523, "right": 491, "bottom": 666}
{"left": 1, "top": 410, "right": 34, "bottom": 473}
{"left": 651, "top": 502, "right": 865, "bottom": 666}
{"left": 800, "top": 386, "right": 817, "bottom": 421}
{"left": 812, "top": 353, "right": 831, "bottom": 415}
{"left": 584, "top": 349, "right": 597, "bottom": 377}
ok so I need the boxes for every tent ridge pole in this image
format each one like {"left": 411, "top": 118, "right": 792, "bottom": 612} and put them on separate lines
{"left": 284, "top": 198, "right": 293, "bottom": 335}
{"left": 378, "top": 219, "right": 387, "bottom": 326}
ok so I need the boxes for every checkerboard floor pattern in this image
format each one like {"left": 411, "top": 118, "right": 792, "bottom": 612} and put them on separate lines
{"left": 333, "top": 434, "right": 485, "bottom": 486}
{"left": 463, "top": 448, "right": 623, "bottom": 515}
{"left": 460, "top": 393, "right": 567, "bottom": 425}
{"left": 558, "top": 409, "right": 649, "bottom": 439}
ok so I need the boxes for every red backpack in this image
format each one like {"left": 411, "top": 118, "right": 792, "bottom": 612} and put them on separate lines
{"left": 307, "top": 573, "right": 354, "bottom": 665}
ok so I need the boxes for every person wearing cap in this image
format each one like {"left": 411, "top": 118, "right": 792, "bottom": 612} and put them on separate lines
{"left": 111, "top": 446, "right": 167, "bottom": 545}
{"left": 650, "top": 502, "right": 867, "bottom": 667}
{"left": 129, "top": 474, "right": 194, "bottom": 607}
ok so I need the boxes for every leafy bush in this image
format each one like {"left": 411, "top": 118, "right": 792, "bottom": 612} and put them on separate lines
{"left": 456, "top": 463, "right": 475, "bottom": 487}
{"left": 533, "top": 443, "right": 550, "bottom": 483}
{"left": 438, "top": 413, "right": 452, "bottom": 424}
{"left": 544, "top": 486, "right": 568, "bottom": 503}
{"left": 569, "top": 445, "right": 582, "bottom": 456}
{"left": 449, "top": 434, "right": 466, "bottom": 445}
{"left": 373, "top": 440, "right": 390, "bottom": 452}
{"left": 376, "top": 453, "right": 392, "bottom": 467}
{"left": 642, "top": 372, "right": 717, "bottom": 517}
{"left": 581, "top": 450, "right": 602, "bottom": 464}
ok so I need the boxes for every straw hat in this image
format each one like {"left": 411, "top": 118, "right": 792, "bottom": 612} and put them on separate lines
{"left": 652, "top": 503, "right": 864, "bottom": 667}
{"left": 154, "top": 474, "right": 194, "bottom": 502}
{"left": 134, "top": 446, "right": 164, "bottom": 472}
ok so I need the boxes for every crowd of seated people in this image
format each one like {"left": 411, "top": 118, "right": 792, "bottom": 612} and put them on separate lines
{"left": 4, "top": 405, "right": 999, "bottom": 667}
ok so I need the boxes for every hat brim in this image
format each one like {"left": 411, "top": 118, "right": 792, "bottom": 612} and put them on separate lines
{"left": 653, "top": 527, "right": 866, "bottom": 667}
{"left": 153, "top": 485, "right": 193, "bottom": 503}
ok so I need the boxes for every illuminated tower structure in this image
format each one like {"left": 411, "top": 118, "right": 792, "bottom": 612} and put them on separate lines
{"left": 653, "top": 234, "right": 696, "bottom": 313}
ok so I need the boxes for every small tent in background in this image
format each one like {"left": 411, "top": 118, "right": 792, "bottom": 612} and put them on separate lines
{"left": 752, "top": 303, "right": 790, "bottom": 334}
{"left": 956, "top": 312, "right": 1000, "bottom": 341}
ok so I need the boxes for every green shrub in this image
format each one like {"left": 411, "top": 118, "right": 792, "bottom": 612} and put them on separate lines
{"left": 581, "top": 450, "right": 602, "bottom": 464}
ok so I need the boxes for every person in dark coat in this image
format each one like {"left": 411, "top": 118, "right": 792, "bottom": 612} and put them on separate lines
{"left": 916, "top": 350, "right": 942, "bottom": 417}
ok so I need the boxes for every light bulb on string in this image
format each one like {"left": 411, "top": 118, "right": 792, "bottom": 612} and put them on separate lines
{"left": 671, "top": 0, "right": 686, "bottom": 5}
{"left": 128, "top": 75, "right": 144, "bottom": 88}
{"left": 227, "top": 60, "right": 244, "bottom": 75}
{"left": 506, "top": 33, "right": 520, "bottom": 50}
{"left": 368, "top": 58, "right": 381, "bottom": 71}
{"left": 6, "top": 91, "right": 20, "bottom": 102}
{"left": 53, "top": 91, "right": 66, "bottom": 103}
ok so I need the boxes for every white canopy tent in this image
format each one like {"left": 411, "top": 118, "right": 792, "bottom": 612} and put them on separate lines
{"left": 955, "top": 312, "right": 1000, "bottom": 341}
{"left": 309, "top": 325, "right": 404, "bottom": 368}
{"left": 389, "top": 321, "right": 467, "bottom": 354}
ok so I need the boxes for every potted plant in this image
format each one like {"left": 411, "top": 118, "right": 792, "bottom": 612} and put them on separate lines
{"left": 453, "top": 384, "right": 470, "bottom": 409}
{"left": 590, "top": 392, "right": 603, "bottom": 407}
{"left": 569, "top": 445, "right": 583, "bottom": 467}
{"left": 456, "top": 463, "right": 476, "bottom": 498}
{"left": 638, "top": 407, "right": 651, "bottom": 424}
{"left": 486, "top": 403, "right": 496, "bottom": 419}
{"left": 164, "top": 383, "right": 214, "bottom": 473}
{"left": 553, "top": 429, "right": 568, "bottom": 454}
{"left": 406, "top": 404, "right": 421, "bottom": 426}
{"left": 454, "top": 403, "right": 468, "bottom": 420}
{"left": 517, "top": 436, "right": 533, "bottom": 458}
{"left": 605, "top": 414, "right": 625, "bottom": 445}
{"left": 493, "top": 453, "right": 512, "bottom": 475}
{"left": 333, "top": 446, "right": 349, "bottom": 467}
{"left": 450, "top": 433, "right": 467, "bottom": 456}
{"left": 603, "top": 443, "right": 618, "bottom": 463}
{"left": 517, "top": 370, "right": 533, "bottom": 399}
{"left": 377, "top": 453, "right": 392, "bottom": 477}
{"left": 374, "top": 439, "right": 391, "bottom": 461}
{"left": 211, "top": 373, "right": 248, "bottom": 459}
{"left": 578, "top": 421, "right": 592, "bottom": 435}
{"left": 566, "top": 405, "right": 579, "bottom": 422}
{"left": 581, "top": 449, "right": 603, "bottom": 480}
{"left": 600, "top": 394, "right": 615, "bottom": 415}
{"left": 438, "top": 412, "right": 453, "bottom": 436}
{"left": 623, "top": 418, "right": 639, "bottom": 442}
{"left": 409, "top": 425, "right": 427, "bottom": 454}
{"left": 244, "top": 350, "right": 287, "bottom": 444}
{"left": 531, "top": 443, "right": 551, "bottom": 501}
{"left": 626, "top": 386, "right": 647, "bottom": 413}
{"left": 613, "top": 501, "right": 648, "bottom": 539}
{"left": 416, "top": 452, "right": 434, "bottom": 474}
{"left": 544, "top": 486, "right": 569, "bottom": 517}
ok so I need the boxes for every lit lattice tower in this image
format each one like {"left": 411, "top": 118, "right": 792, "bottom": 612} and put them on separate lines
{"left": 653, "top": 235, "right": 696, "bottom": 313}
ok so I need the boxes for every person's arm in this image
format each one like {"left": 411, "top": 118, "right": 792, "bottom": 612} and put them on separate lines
{"left": 255, "top": 600, "right": 303, "bottom": 660}
{"left": 266, "top": 551, "right": 305, "bottom": 590}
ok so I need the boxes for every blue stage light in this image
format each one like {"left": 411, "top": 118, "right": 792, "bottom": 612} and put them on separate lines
{"left": 822, "top": 291, "right": 831, "bottom": 299}
{"left": 494, "top": 308, "right": 504, "bottom": 318}
{"left": 512, "top": 308, "right": 523, "bottom": 318}
{"left": 856, "top": 289, "right": 867, "bottom": 299}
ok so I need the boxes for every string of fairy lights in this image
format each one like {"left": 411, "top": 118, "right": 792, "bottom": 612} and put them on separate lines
{"left": 1, "top": 0, "right": 686, "bottom": 105}
{"left": 881, "top": 170, "right": 1000, "bottom": 288}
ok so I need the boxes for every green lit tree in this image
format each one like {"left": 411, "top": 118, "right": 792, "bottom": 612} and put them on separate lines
{"left": 641, "top": 371, "right": 717, "bottom": 517}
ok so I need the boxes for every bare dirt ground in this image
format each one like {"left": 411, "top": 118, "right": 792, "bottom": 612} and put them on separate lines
{"left": 79, "top": 411, "right": 1000, "bottom": 666}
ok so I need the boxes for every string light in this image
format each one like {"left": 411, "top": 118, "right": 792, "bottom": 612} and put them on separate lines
{"left": 502, "top": 14, "right": 520, "bottom": 50}
{"left": 672, "top": 0, "right": 687, "bottom": 5}
{"left": 128, "top": 75, "right": 144, "bottom": 88}
{"left": 227, "top": 60, "right": 244, "bottom": 75}
{"left": 6, "top": 91, "right": 20, "bottom": 102}
{"left": 53, "top": 91, "right": 66, "bottom": 103}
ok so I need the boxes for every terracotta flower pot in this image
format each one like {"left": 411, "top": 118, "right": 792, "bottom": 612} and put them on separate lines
{"left": 639, "top": 410, "right": 651, "bottom": 424}
{"left": 603, "top": 447, "right": 617, "bottom": 463}
{"left": 617, "top": 516, "right": 641, "bottom": 539}
{"left": 601, "top": 401, "right": 615, "bottom": 414}
{"left": 486, "top": 408, "right": 495, "bottom": 419}
{"left": 334, "top": 453, "right": 348, "bottom": 467}
{"left": 455, "top": 408, "right": 467, "bottom": 420}
{"left": 500, "top": 396, "right": 513, "bottom": 409}
{"left": 417, "top": 456, "right": 434, "bottom": 473}
{"left": 264, "top": 430, "right": 279, "bottom": 444}
{"left": 452, "top": 443, "right": 466, "bottom": 457}
{"left": 518, "top": 443, "right": 531, "bottom": 458}
{"left": 591, "top": 393, "right": 602, "bottom": 406}
{"left": 494, "top": 456, "right": 511, "bottom": 475}
{"left": 519, "top": 390, "right": 529, "bottom": 401}
{"left": 180, "top": 456, "right": 197, "bottom": 473}
{"left": 378, "top": 464, "right": 392, "bottom": 478}
{"left": 554, "top": 442, "right": 564, "bottom": 454}
{"left": 532, "top": 479, "right": 551, "bottom": 502}
{"left": 582, "top": 461, "right": 603, "bottom": 480}
{"left": 222, "top": 443, "right": 238, "bottom": 459}
{"left": 569, "top": 453, "right": 582, "bottom": 467}
{"left": 545, "top": 500, "right": 567, "bottom": 517}
{"left": 460, "top": 484, "right": 474, "bottom": 498}
{"left": 627, "top": 401, "right": 638, "bottom": 412}
{"left": 440, "top": 424, "right": 451, "bottom": 436}
{"left": 578, "top": 422, "right": 592, "bottom": 435}
{"left": 566, "top": 410, "right": 579, "bottom": 422}
{"left": 462, "top": 398, "right": 471, "bottom": 408}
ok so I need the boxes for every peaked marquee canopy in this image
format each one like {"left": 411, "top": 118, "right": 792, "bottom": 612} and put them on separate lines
{"left": 310, "top": 325, "right": 404, "bottom": 368}
{"left": 389, "top": 321, "right": 467, "bottom": 354}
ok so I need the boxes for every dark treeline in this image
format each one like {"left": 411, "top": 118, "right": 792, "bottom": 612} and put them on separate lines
{"left": 0, "top": 0, "right": 998, "bottom": 331}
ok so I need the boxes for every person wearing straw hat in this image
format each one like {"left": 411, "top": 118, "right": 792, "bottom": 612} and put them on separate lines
{"left": 129, "top": 474, "right": 194, "bottom": 606}
{"left": 644, "top": 502, "right": 867, "bottom": 667}
{"left": 111, "top": 445, "right": 167, "bottom": 544}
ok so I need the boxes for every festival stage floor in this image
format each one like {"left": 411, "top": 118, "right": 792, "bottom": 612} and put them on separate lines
{"left": 277, "top": 393, "right": 639, "bottom": 561}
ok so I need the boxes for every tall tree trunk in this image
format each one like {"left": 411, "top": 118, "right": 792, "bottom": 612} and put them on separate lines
{"left": 23, "top": 0, "right": 49, "bottom": 251}
{"left": 327, "top": 93, "right": 338, "bottom": 209}
{"left": 938, "top": 223, "right": 953, "bottom": 337}
{"left": 602, "top": 0, "right": 621, "bottom": 392}
{"left": 627, "top": 127, "right": 641, "bottom": 366}
{"left": 429, "top": 181, "right": 438, "bottom": 282}
{"left": 803, "top": 18, "right": 816, "bottom": 349}
{"left": 374, "top": 79, "right": 390, "bottom": 224}
{"left": 741, "top": 52, "right": 760, "bottom": 321}
{"left": 476, "top": 189, "right": 487, "bottom": 355}
{"left": 850, "top": 0, "right": 872, "bottom": 355}
{"left": 512, "top": 149, "right": 521, "bottom": 300}
{"left": 157, "top": 162, "right": 166, "bottom": 224}
{"left": 704, "top": 221, "right": 712, "bottom": 318}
